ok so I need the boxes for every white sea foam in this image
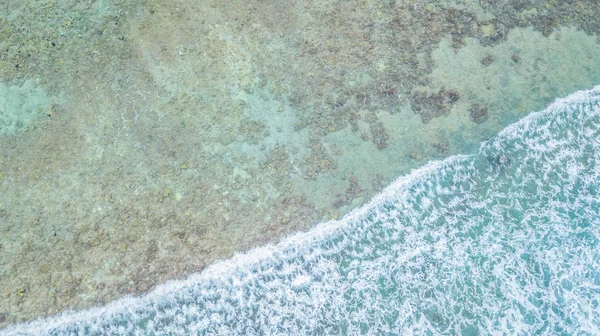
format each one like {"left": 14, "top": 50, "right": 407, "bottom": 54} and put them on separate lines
{"left": 2, "top": 86, "right": 600, "bottom": 335}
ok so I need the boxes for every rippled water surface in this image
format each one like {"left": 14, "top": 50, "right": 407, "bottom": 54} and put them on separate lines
{"left": 2, "top": 0, "right": 600, "bottom": 334}
{"left": 3, "top": 88, "right": 599, "bottom": 335}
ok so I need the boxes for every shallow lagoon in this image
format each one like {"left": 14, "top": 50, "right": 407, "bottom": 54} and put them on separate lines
{"left": 1, "top": 0, "right": 600, "bottom": 331}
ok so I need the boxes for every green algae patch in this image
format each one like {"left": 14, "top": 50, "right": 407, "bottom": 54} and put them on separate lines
{"left": 0, "top": 80, "right": 50, "bottom": 135}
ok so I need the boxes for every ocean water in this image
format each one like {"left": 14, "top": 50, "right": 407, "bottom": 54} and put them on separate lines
{"left": 2, "top": 87, "right": 600, "bottom": 334}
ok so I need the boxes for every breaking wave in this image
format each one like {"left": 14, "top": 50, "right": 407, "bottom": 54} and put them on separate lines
{"left": 2, "top": 87, "right": 600, "bottom": 335}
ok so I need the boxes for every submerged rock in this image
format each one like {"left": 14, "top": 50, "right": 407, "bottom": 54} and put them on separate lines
{"left": 470, "top": 104, "right": 489, "bottom": 124}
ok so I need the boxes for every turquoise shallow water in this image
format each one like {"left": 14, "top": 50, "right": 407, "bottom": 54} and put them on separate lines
{"left": 2, "top": 87, "right": 600, "bottom": 335}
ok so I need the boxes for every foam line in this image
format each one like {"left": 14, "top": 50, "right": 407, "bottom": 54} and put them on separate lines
{"left": 2, "top": 85, "right": 600, "bottom": 335}
{"left": 0, "top": 157, "right": 457, "bottom": 335}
